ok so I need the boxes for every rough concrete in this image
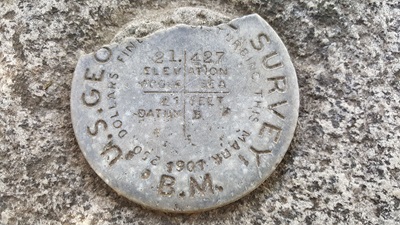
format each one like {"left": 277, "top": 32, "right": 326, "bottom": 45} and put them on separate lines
{"left": 0, "top": 0, "right": 399, "bottom": 224}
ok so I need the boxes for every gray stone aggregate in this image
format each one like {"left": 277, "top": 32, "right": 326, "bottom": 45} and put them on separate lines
{"left": 0, "top": 0, "right": 399, "bottom": 224}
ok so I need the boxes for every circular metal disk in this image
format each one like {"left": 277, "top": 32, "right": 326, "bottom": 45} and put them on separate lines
{"left": 71, "top": 14, "right": 299, "bottom": 213}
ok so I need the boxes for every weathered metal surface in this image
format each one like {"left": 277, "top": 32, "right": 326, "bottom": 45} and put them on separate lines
{"left": 71, "top": 14, "right": 299, "bottom": 212}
